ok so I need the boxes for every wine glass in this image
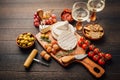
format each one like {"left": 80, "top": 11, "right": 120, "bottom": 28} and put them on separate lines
{"left": 72, "top": 2, "right": 90, "bottom": 31}
{"left": 87, "top": 0, "right": 105, "bottom": 21}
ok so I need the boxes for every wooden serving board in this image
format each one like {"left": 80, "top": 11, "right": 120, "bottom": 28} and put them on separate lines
{"left": 36, "top": 31, "right": 105, "bottom": 78}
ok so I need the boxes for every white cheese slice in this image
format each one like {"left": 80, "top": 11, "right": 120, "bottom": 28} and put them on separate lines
{"left": 39, "top": 25, "right": 51, "bottom": 33}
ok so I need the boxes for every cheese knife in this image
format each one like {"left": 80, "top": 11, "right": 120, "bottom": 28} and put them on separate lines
{"left": 61, "top": 54, "right": 87, "bottom": 64}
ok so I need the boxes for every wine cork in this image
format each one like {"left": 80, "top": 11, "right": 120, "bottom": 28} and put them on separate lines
{"left": 40, "top": 51, "right": 46, "bottom": 57}
{"left": 44, "top": 54, "right": 51, "bottom": 61}
{"left": 40, "top": 50, "right": 51, "bottom": 61}
{"left": 24, "top": 49, "right": 38, "bottom": 68}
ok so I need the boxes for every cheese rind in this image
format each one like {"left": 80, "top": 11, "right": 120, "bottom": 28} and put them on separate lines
{"left": 57, "top": 31, "right": 77, "bottom": 50}
{"left": 51, "top": 21, "right": 75, "bottom": 39}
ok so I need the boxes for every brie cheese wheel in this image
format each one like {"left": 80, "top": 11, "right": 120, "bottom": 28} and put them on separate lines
{"left": 51, "top": 21, "right": 75, "bottom": 39}
{"left": 57, "top": 31, "right": 77, "bottom": 50}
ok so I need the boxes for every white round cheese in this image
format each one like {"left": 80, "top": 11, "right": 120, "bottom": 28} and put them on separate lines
{"left": 57, "top": 31, "right": 77, "bottom": 50}
{"left": 51, "top": 21, "right": 75, "bottom": 39}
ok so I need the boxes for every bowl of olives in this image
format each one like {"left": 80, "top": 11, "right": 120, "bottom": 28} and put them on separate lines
{"left": 16, "top": 32, "right": 35, "bottom": 48}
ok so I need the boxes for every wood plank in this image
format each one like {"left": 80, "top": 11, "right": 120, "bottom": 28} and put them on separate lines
{"left": 0, "top": 71, "right": 120, "bottom": 80}
{"left": 0, "top": 1, "right": 120, "bottom": 19}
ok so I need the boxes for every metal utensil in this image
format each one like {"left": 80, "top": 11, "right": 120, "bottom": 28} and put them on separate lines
{"left": 61, "top": 54, "right": 87, "bottom": 64}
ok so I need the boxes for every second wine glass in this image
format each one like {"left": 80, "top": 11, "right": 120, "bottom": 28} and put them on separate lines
{"left": 87, "top": 0, "right": 105, "bottom": 21}
{"left": 72, "top": 2, "right": 90, "bottom": 31}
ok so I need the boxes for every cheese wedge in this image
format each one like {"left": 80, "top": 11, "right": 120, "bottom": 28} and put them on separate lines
{"left": 39, "top": 25, "right": 51, "bottom": 33}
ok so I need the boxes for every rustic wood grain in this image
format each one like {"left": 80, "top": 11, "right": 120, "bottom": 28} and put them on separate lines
{"left": 0, "top": 0, "right": 120, "bottom": 80}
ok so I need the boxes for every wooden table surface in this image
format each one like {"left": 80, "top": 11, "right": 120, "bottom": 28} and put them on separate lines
{"left": 0, "top": 0, "right": 120, "bottom": 80}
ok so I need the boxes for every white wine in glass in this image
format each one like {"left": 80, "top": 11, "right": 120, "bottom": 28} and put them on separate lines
{"left": 87, "top": 0, "right": 105, "bottom": 21}
{"left": 72, "top": 2, "right": 90, "bottom": 30}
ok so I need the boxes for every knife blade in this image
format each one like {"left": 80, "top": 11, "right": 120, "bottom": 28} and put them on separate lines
{"left": 61, "top": 54, "right": 87, "bottom": 64}
{"left": 74, "top": 54, "right": 87, "bottom": 60}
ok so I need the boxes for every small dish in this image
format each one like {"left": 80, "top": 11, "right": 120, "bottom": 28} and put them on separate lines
{"left": 16, "top": 32, "right": 35, "bottom": 48}
{"left": 83, "top": 24, "right": 104, "bottom": 40}
{"left": 61, "top": 8, "right": 74, "bottom": 23}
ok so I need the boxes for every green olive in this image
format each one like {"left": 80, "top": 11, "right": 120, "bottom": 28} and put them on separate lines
{"left": 18, "top": 36, "right": 23, "bottom": 40}
{"left": 31, "top": 37, "right": 35, "bottom": 41}
{"left": 27, "top": 42, "right": 32, "bottom": 46}
{"left": 17, "top": 40, "right": 20, "bottom": 44}
{"left": 45, "top": 34, "right": 49, "bottom": 39}
{"left": 41, "top": 34, "right": 45, "bottom": 38}
{"left": 27, "top": 33, "right": 31, "bottom": 36}
{"left": 24, "top": 40, "right": 29, "bottom": 44}
{"left": 22, "top": 44, "right": 26, "bottom": 47}
{"left": 20, "top": 40, "right": 25, "bottom": 44}
{"left": 19, "top": 34, "right": 24, "bottom": 37}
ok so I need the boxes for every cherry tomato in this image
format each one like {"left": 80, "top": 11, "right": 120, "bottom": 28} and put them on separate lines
{"left": 93, "top": 55, "right": 100, "bottom": 62}
{"left": 34, "top": 12, "right": 38, "bottom": 17}
{"left": 78, "top": 40, "right": 84, "bottom": 47}
{"left": 34, "top": 22, "right": 39, "bottom": 27}
{"left": 93, "top": 48, "right": 100, "bottom": 54}
{"left": 45, "top": 20, "right": 49, "bottom": 25}
{"left": 80, "top": 37, "right": 85, "bottom": 42}
{"left": 84, "top": 40, "right": 90, "bottom": 46}
{"left": 52, "top": 18, "right": 57, "bottom": 23}
{"left": 82, "top": 44, "right": 88, "bottom": 50}
{"left": 98, "top": 52, "right": 105, "bottom": 58}
{"left": 89, "top": 44, "right": 95, "bottom": 51}
{"left": 34, "top": 18, "right": 39, "bottom": 23}
{"left": 98, "top": 58, "right": 105, "bottom": 65}
{"left": 48, "top": 17, "right": 53, "bottom": 24}
{"left": 104, "top": 53, "right": 112, "bottom": 61}
{"left": 88, "top": 51, "right": 95, "bottom": 58}
{"left": 51, "top": 14, "right": 56, "bottom": 19}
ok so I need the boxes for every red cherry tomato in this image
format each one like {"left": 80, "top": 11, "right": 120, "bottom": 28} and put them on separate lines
{"left": 98, "top": 58, "right": 105, "bottom": 65}
{"left": 34, "top": 18, "right": 39, "bottom": 23}
{"left": 93, "top": 48, "right": 100, "bottom": 54}
{"left": 52, "top": 18, "right": 57, "bottom": 23}
{"left": 80, "top": 37, "right": 85, "bottom": 42}
{"left": 51, "top": 14, "right": 56, "bottom": 19}
{"left": 98, "top": 52, "right": 105, "bottom": 58}
{"left": 34, "top": 22, "right": 39, "bottom": 27}
{"left": 82, "top": 44, "right": 88, "bottom": 50}
{"left": 84, "top": 40, "right": 90, "bottom": 46}
{"left": 93, "top": 55, "right": 100, "bottom": 62}
{"left": 34, "top": 12, "right": 38, "bottom": 17}
{"left": 89, "top": 44, "right": 95, "bottom": 51}
{"left": 48, "top": 17, "right": 53, "bottom": 24}
{"left": 104, "top": 53, "right": 112, "bottom": 61}
{"left": 78, "top": 40, "right": 84, "bottom": 47}
{"left": 88, "top": 51, "right": 95, "bottom": 58}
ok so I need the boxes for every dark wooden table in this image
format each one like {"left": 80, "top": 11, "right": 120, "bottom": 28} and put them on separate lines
{"left": 0, "top": 0, "right": 120, "bottom": 80}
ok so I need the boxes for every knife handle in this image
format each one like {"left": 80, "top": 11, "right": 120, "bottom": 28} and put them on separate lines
{"left": 61, "top": 56, "right": 75, "bottom": 64}
{"left": 77, "top": 57, "right": 105, "bottom": 78}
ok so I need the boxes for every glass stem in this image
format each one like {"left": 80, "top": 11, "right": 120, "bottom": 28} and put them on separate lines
{"left": 76, "top": 21, "right": 82, "bottom": 30}
{"left": 90, "top": 12, "right": 96, "bottom": 22}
